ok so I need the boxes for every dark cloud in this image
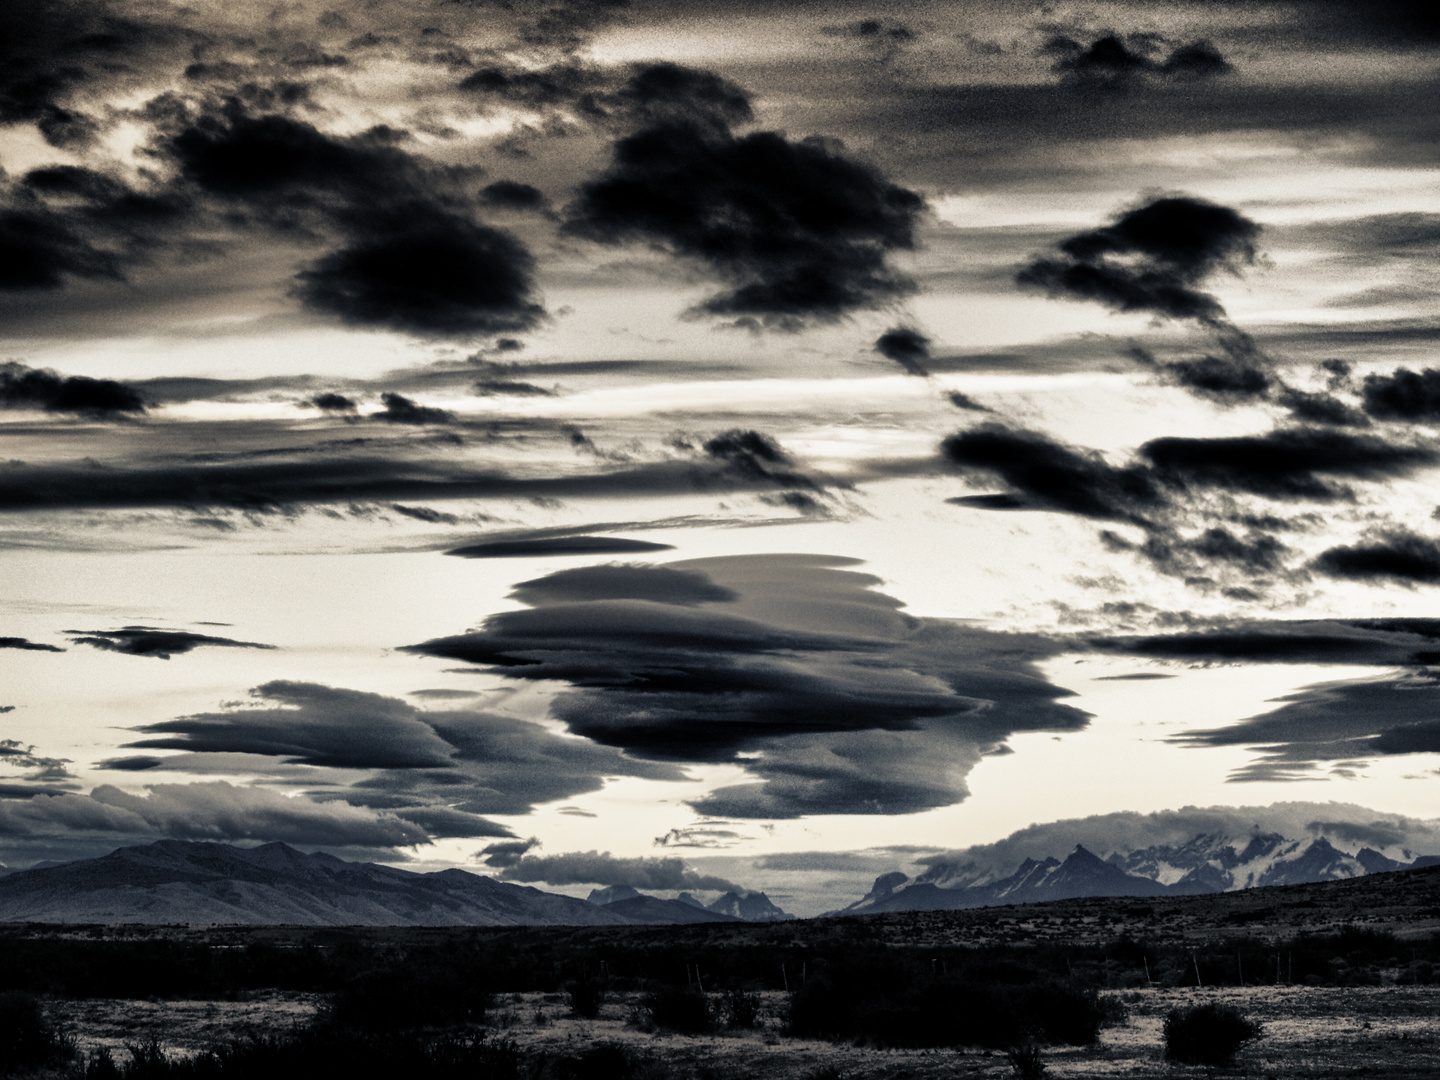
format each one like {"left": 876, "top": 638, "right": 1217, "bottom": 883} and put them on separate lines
{"left": 461, "top": 60, "right": 753, "bottom": 135}
{"left": 0, "top": 361, "right": 145, "bottom": 417}
{"left": 0, "top": 0, "right": 182, "bottom": 141}
{"left": 169, "top": 110, "right": 545, "bottom": 338}
{"left": 1311, "top": 530, "right": 1440, "bottom": 584}
{"left": 0, "top": 448, "right": 857, "bottom": 514}
{"left": 65, "top": 626, "right": 275, "bottom": 660}
{"left": 508, "top": 564, "right": 739, "bottom": 607}
{"left": 309, "top": 392, "right": 357, "bottom": 413}
{"left": 0, "top": 165, "right": 189, "bottom": 290}
{"left": 0, "top": 780, "right": 429, "bottom": 848}
{"left": 484, "top": 847, "right": 745, "bottom": 892}
{"left": 941, "top": 425, "right": 1162, "bottom": 523}
{"left": 1172, "top": 672, "right": 1440, "bottom": 782}
{"left": 405, "top": 554, "right": 1088, "bottom": 817}
{"left": 479, "top": 181, "right": 549, "bottom": 212}
{"left": 389, "top": 504, "right": 459, "bottom": 525}
{"left": 565, "top": 96, "right": 924, "bottom": 327}
{"left": 874, "top": 327, "right": 930, "bottom": 376}
{"left": 293, "top": 211, "right": 544, "bottom": 337}
{"left": 1049, "top": 35, "right": 1231, "bottom": 88}
{"left": 447, "top": 536, "right": 675, "bottom": 558}
{"left": 702, "top": 429, "right": 816, "bottom": 489}
{"left": 1092, "top": 617, "right": 1440, "bottom": 666}
{"left": 473, "top": 378, "right": 554, "bottom": 397}
{"left": 1017, "top": 196, "right": 1260, "bottom": 325}
{"left": 477, "top": 836, "right": 540, "bottom": 868}
{"left": 1361, "top": 367, "right": 1440, "bottom": 421}
{"left": 371, "top": 392, "right": 453, "bottom": 425}
{"left": 0, "top": 740, "right": 75, "bottom": 784}
{"left": 0, "top": 637, "right": 63, "bottom": 652}
{"left": 131, "top": 682, "right": 457, "bottom": 769}
{"left": 122, "top": 682, "right": 680, "bottom": 825}
{"left": 1274, "top": 386, "right": 1370, "bottom": 427}
{"left": 1139, "top": 428, "right": 1437, "bottom": 500}
{"left": 945, "top": 392, "right": 988, "bottom": 413}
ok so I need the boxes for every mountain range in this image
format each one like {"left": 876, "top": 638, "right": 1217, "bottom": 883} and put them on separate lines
{"left": 831, "top": 833, "right": 1440, "bottom": 915}
{"left": 0, "top": 841, "right": 793, "bottom": 926}
{"left": 585, "top": 883, "right": 793, "bottom": 923}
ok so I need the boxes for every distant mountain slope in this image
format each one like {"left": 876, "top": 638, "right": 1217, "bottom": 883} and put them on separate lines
{"left": 601, "top": 895, "right": 740, "bottom": 924}
{"left": 705, "top": 890, "right": 794, "bottom": 921}
{"left": 0, "top": 840, "right": 638, "bottom": 926}
{"left": 834, "top": 834, "right": 1440, "bottom": 915}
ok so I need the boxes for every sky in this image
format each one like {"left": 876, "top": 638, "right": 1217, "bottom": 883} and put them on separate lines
{"left": 3, "top": 0, "right": 1440, "bottom": 916}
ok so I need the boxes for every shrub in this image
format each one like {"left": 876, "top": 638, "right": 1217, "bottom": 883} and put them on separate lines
{"left": 0, "top": 990, "right": 75, "bottom": 1075}
{"left": 327, "top": 966, "right": 489, "bottom": 1031}
{"left": 639, "top": 985, "right": 712, "bottom": 1035}
{"left": 785, "top": 959, "right": 1102, "bottom": 1049}
{"left": 1006, "top": 1041, "right": 1045, "bottom": 1080}
{"left": 721, "top": 989, "right": 761, "bottom": 1029}
{"left": 566, "top": 979, "right": 606, "bottom": 1020}
{"left": 1163, "top": 1002, "right": 1261, "bottom": 1065}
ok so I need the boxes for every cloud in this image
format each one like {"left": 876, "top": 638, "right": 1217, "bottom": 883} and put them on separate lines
{"left": 405, "top": 553, "right": 1089, "bottom": 817}
{"left": 0, "top": 164, "right": 189, "bottom": 290}
{"left": 1311, "top": 530, "right": 1440, "bottom": 584}
{"left": 913, "top": 801, "right": 1440, "bottom": 883}
{"left": 1017, "top": 196, "right": 1260, "bottom": 325}
{"left": 121, "top": 681, "right": 681, "bottom": 825}
{"left": 1139, "top": 428, "right": 1437, "bottom": 501}
{"left": 1048, "top": 35, "right": 1231, "bottom": 88}
{"left": 0, "top": 781, "right": 426, "bottom": 847}
{"left": 476, "top": 836, "right": 539, "bottom": 867}
{"left": 446, "top": 536, "right": 675, "bottom": 558}
{"left": 483, "top": 847, "right": 745, "bottom": 892}
{"left": 565, "top": 86, "right": 924, "bottom": 327}
{"left": 168, "top": 109, "right": 545, "bottom": 338}
{"left": 0, "top": 740, "right": 75, "bottom": 784}
{"left": 0, "top": 637, "right": 63, "bottom": 652}
{"left": 702, "top": 429, "right": 816, "bottom": 488}
{"left": 479, "top": 181, "right": 549, "bottom": 212}
{"left": 1092, "top": 617, "right": 1440, "bottom": 666}
{"left": 0, "top": 361, "right": 145, "bottom": 416}
{"left": 942, "top": 425, "right": 1162, "bottom": 523}
{"left": 371, "top": 392, "right": 453, "bottom": 425}
{"left": 309, "top": 392, "right": 357, "bottom": 413}
{"left": 1361, "top": 367, "right": 1440, "bottom": 421}
{"left": 293, "top": 211, "right": 545, "bottom": 337}
{"left": 874, "top": 327, "right": 930, "bottom": 376}
{"left": 461, "top": 60, "right": 753, "bottom": 135}
{"left": 65, "top": 626, "right": 275, "bottom": 660}
{"left": 130, "top": 682, "right": 457, "bottom": 769}
{"left": 1172, "top": 672, "right": 1440, "bottom": 782}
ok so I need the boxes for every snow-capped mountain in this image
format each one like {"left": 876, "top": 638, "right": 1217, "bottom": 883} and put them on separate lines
{"left": 833, "top": 833, "right": 1440, "bottom": 915}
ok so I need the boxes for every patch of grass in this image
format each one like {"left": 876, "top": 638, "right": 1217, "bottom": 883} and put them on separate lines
{"left": 1006, "top": 1041, "right": 1045, "bottom": 1080}
{"left": 1163, "top": 1002, "right": 1262, "bottom": 1065}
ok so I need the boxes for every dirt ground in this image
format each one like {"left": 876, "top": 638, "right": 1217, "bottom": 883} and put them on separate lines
{"left": 42, "top": 985, "right": 1440, "bottom": 1078}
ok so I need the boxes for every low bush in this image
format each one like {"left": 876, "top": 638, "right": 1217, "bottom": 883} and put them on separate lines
{"left": 566, "top": 979, "right": 606, "bottom": 1020}
{"left": 1005, "top": 1041, "right": 1045, "bottom": 1080}
{"left": 0, "top": 990, "right": 75, "bottom": 1075}
{"left": 1163, "top": 1002, "right": 1261, "bottom": 1065}
{"left": 721, "top": 989, "right": 761, "bottom": 1029}
{"left": 327, "top": 965, "right": 489, "bottom": 1031}
{"left": 638, "top": 985, "right": 712, "bottom": 1035}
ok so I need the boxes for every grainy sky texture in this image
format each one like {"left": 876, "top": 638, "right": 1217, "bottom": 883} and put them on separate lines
{"left": 3, "top": 0, "right": 1440, "bottom": 913}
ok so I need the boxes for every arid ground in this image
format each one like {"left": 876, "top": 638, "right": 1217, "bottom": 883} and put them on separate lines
{"left": 41, "top": 984, "right": 1440, "bottom": 1078}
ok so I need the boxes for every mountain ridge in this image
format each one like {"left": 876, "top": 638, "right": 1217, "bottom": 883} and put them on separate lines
{"left": 831, "top": 833, "right": 1440, "bottom": 916}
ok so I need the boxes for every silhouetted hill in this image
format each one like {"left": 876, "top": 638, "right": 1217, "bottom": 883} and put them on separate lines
{"left": 0, "top": 840, "right": 637, "bottom": 926}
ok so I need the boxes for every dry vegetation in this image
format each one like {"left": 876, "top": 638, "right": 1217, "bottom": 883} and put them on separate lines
{"left": 4, "top": 867, "right": 1438, "bottom": 1079}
